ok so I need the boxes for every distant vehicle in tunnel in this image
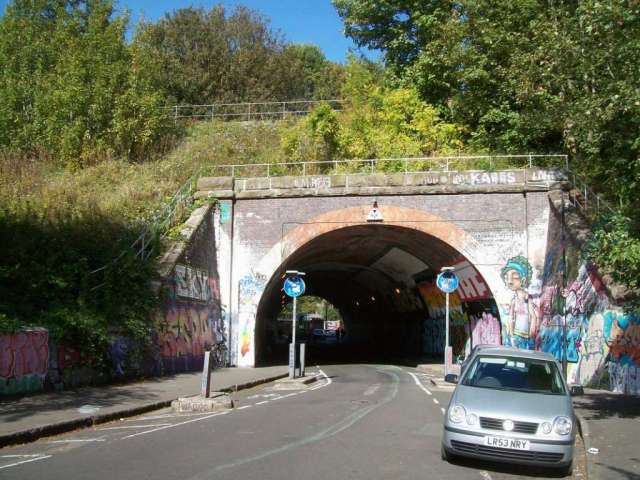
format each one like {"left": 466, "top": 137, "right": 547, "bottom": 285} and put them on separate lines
{"left": 312, "top": 329, "right": 326, "bottom": 341}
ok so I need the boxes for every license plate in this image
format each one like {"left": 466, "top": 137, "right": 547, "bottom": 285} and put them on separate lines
{"left": 484, "top": 436, "right": 530, "bottom": 450}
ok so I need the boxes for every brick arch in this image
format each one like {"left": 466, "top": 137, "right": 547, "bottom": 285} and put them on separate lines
{"left": 280, "top": 205, "right": 481, "bottom": 259}
{"left": 255, "top": 204, "right": 501, "bottom": 303}
{"left": 241, "top": 204, "right": 502, "bottom": 368}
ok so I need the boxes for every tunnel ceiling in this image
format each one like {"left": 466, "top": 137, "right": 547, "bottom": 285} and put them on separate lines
{"left": 260, "top": 224, "right": 465, "bottom": 321}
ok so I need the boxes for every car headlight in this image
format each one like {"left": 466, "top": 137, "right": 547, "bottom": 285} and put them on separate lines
{"left": 448, "top": 405, "right": 466, "bottom": 423}
{"left": 541, "top": 422, "right": 552, "bottom": 434}
{"left": 466, "top": 414, "right": 478, "bottom": 426}
{"left": 553, "top": 416, "right": 572, "bottom": 435}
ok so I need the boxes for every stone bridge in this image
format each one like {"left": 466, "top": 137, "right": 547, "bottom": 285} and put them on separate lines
{"left": 156, "top": 166, "right": 638, "bottom": 395}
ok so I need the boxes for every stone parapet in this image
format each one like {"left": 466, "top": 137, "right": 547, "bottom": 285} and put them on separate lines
{"left": 196, "top": 168, "right": 569, "bottom": 200}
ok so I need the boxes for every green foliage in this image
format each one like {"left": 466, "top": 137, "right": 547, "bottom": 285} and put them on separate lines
{"left": 333, "top": 0, "right": 640, "bottom": 213}
{"left": 0, "top": 0, "right": 175, "bottom": 166}
{"left": 0, "top": 206, "right": 158, "bottom": 366}
{"left": 137, "top": 5, "right": 308, "bottom": 104}
{"left": 282, "top": 58, "right": 469, "bottom": 163}
{"left": 286, "top": 43, "right": 346, "bottom": 100}
{"left": 586, "top": 215, "right": 640, "bottom": 310}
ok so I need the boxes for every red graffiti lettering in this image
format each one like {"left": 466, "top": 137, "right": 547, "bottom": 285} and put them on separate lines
{"left": 0, "top": 330, "right": 50, "bottom": 380}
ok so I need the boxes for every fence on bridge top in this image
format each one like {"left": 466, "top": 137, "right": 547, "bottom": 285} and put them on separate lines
{"left": 170, "top": 99, "right": 343, "bottom": 123}
{"left": 88, "top": 154, "right": 616, "bottom": 290}
{"left": 199, "top": 154, "right": 570, "bottom": 179}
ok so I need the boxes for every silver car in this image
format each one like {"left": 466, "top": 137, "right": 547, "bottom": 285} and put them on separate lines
{"left": 441, "top": 347, "right": 582, "bottom": 476}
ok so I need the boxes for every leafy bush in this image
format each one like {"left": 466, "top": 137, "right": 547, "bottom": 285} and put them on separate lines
{"left": 586, "top": 215, "right": 640, "bottom": 310}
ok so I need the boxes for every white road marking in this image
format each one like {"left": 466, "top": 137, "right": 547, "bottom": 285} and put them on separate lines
{"left": 0, "top": 455, "right": 51, "bottom": 470}
{"left": 195, "top": 366, "right": 401, "bottom": 476}
{"left": 101, "top": 424, "right": 171, "bottom": 430}
{"left": 433, "top": 399, "right": 440, "bottom": 404}
{"left": 408, "top": 372, "right": 432, "bottom": 395}
{"left": 256, "top": 401, "right": 269, "bottom": 405}
{"left": 122, "top": 410, "right": 230, "bottom": 440}
{"left": 441, "top": 408, "right": 446, "bottom": 414}
{"left": 46, "top": 439, "right": 105, "bottom": 443}
{"left": 237, "top": 406, "right": 252, "bottom": 410}
{"left": 479, "top": 471, "right": 493, "bottom": 480}
{"left": 308, "top": 369, "right": 331, "bottom": 390}
{"left": 363, "top": 384, "right": 380, "bottom": 396}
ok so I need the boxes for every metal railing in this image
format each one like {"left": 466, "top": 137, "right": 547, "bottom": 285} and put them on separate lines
{"left": 88, "top": 173, "right": 200, "bottom": 290}
{"left": 200, "top": 154, "right": 570, "bottom": 178}
{"left": 88, "top": 154, "right": 616, "bottom": 290}
{"left": 170, "top": 99, "right": 343, "bottom": 123}
{"left": 569, "top": 172, "right": 618, "bottom": 223}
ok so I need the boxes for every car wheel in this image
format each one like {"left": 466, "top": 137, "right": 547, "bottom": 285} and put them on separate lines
{"left": 441, "top": 441, "right": 455, "bottom": 462}
{"left": 558, "top": 460, "right": 573, "bottom": 477}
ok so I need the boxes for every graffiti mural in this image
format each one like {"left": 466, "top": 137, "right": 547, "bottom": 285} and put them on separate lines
{"left": 154, "top": 264, "right": 224, "bottom": 374}
{"left": 500, "top": 256, "right": 538, "bottom": 350}
{"left": 237, "top": 271, "right": 266, "bottom": 367}
{"left": 0, "top": 329, "right": 50, "bottom": 395}
{"left": 603, "top": 310, "right": 640, "bottom": 394}
{"left": 464, "top": 312, "right": 502, "bottom": 355}
{"left": 418, "top": 284, "right": 469, "bottom": 357}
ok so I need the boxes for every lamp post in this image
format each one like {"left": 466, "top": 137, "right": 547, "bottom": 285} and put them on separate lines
{"left": 284, "top": 270, "right": 305, "bottom": 379}
{"left": 437, "top": 266, "right": 458, "bottom": 376}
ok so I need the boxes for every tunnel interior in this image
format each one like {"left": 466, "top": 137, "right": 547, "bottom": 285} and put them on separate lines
{"left": 254, "top": 224, "right": 499, "bottom": 366}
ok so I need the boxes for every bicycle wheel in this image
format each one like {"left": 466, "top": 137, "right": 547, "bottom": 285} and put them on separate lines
{"left": 212, "top": 345, "right": 224, "bottom": 369}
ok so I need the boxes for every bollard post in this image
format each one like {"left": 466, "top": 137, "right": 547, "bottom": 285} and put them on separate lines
{"left": 201, "top": 351, "right": 212, "bottom": 398}
{"left": 299, "top": 343, "right": 306, "bottom": 377}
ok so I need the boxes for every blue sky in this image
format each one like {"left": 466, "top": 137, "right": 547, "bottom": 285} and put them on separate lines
{"left": 0, "top": 0, "right": 376, "bottom": 63}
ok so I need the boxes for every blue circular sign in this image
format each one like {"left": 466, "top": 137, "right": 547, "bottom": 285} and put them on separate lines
{"left": 284, "top": 276, "right": 306, "bottom": 297}
{"left": 437, "top": 271, "right": 458, "bottom": 293}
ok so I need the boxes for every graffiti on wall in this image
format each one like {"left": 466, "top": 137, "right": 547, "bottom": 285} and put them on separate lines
{"left": 417, "top": 284, "right": 465, "bottom": 321}
{"left": 175, "top": 265, "right": 209, "bottom": 302}
{"left": 465, "top": 312, "right": 502, "bottom": 356}
{"left": 450, "top": 260, "right": 490, "bottom": 302}
{"left": 418, "top": 284, "right": 469, "bottom": 356}
{"left": 0, "top": 329, "right": 50, "bottom": 395}
{"left": 237, "top": 270, "right": 266, "bottom": 367}
{"left": 499, "top": 255, "right": 539, "bottom": 350}
{"left": 154, "top": 264, "right": 224, "bottom": 374}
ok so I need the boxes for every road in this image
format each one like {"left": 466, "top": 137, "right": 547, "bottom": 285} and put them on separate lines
{"left": 0, "top": 364, "right": 584, "bottom": 479}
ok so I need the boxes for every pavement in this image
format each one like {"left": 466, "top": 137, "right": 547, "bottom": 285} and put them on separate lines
{"left": 1, "top": 361, "right": 638, "bottom": 479}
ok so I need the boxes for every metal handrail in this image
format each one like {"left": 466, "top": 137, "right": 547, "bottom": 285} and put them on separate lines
{"left": 88, "top": 172, "right": 200, "bottom": 290}
{"left": 570, "top": 172, "right": 617, "bottom": 220}
{"left": 89, "top": 154, "right": 616, "bottom": 291}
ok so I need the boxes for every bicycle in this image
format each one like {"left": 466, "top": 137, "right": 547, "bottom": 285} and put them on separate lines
{"left": 210, "top": 342, "right": 228, "bottom": 370}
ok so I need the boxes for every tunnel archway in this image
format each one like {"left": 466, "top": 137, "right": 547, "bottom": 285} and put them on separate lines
{"left": 244, "top": 205, "right": 502, "bottom": 366}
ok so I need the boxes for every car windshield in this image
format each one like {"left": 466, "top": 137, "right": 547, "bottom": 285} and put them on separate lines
{"left": 461, "top": 355, "right": 566, "bottom": 395}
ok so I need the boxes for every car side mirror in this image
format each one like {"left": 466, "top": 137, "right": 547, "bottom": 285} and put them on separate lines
{"left": 570, "top": 385, "right": 584, "bottom": 396}
{"left": 444, "top": 374, "right": 458, "bottom": 384}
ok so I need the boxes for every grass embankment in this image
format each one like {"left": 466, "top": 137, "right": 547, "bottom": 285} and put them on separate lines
{"left": 0, "top": 121, "right": 284, "bottom": 369}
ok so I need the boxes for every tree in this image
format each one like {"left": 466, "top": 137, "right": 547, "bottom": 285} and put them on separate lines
{"left": 0, "top": 0, "right": 172, "bottom": 165}
{"left": 286, "top": 43, "right": 345, "bottom": 100}
{"left": 333, "top": 0, "right": 640, "bottom": 214}
{"left": 137, "top": 5, "right": 306, "bottom": 104}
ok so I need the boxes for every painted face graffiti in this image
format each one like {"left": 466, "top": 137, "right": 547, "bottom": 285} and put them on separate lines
{"left": 504, "top": 270, "right": 523, "bottom": 291}
{"left": 501, "top": 256, "right": 538, "bottom": 349}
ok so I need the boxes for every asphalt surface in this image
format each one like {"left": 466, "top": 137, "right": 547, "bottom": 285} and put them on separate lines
{"left": 0, "top": 361, "right": 637, "bottom": 479}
